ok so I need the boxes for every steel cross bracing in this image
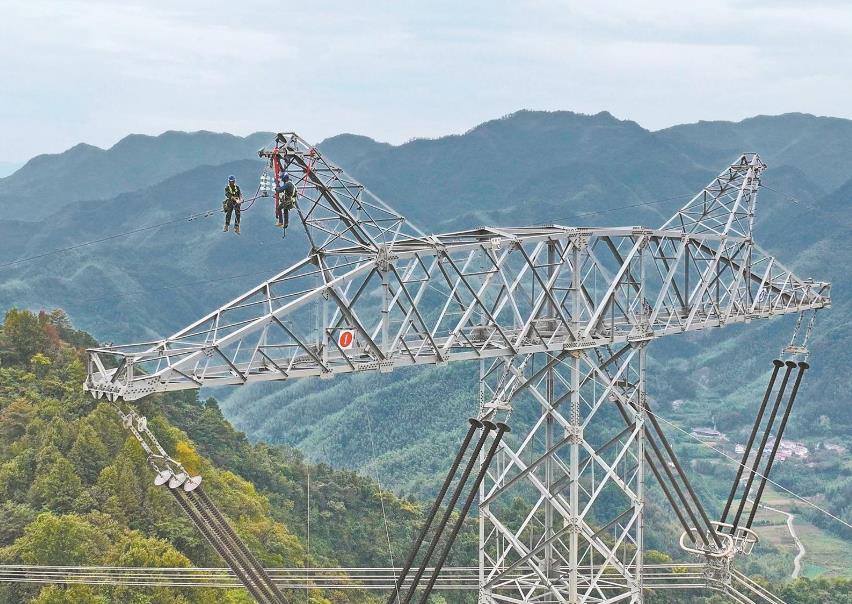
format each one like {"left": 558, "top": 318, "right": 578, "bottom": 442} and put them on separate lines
{"left": 84, "top": 138, "right": 830, "bottom": 604}
{"left": 476, "top": 345, "right": 647, "bottom": 604}
{"left": 258, "top": 132, "right": 425, "bottom": 253}
{"left": 84, "top": 194, "right": 829, "bottom": 398}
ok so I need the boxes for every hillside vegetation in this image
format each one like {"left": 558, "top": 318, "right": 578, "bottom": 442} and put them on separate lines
{"left": 0, "top": 308, "right": 441, "bottom": 604}
{"left": 0, "top": 309, "right": 850, "bottom": 603}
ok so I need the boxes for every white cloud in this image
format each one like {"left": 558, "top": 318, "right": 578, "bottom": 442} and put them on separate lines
{"left": 0, "top": 0, "right": 850, "bottom": 162}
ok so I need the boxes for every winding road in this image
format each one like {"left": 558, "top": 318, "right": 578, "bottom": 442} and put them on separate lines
{"left": 758, "top": 501, "right": 806, "bottom": 578}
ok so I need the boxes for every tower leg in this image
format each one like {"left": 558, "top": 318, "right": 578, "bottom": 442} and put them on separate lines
{"left": 478, "top": 344, "right": 645, "bottom": 603}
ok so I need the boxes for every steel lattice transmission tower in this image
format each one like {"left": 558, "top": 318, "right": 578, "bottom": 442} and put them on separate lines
{"left": 86, "top": 134, "right": 830, "bottom": 604}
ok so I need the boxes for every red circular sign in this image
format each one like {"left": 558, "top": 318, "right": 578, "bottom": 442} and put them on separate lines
{"left": 338, "top": 330, "right": 354, "bottom": 348}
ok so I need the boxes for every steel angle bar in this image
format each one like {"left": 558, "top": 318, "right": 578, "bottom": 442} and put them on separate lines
{"left": 481, "top": 429, "right": 574, "bottom": 506}
{"left": 269, "top": 316, "right": 330, "bottom": 372}
{"left": 439, "top": 253, "right": 518, "bottom": 354}
{"left": 513, "top": 243, "right": 577, "bottom": 345}
{"left": 578, "top": 424, "right": 641, "bottom": 519}
{"left": 584, "top": 237, "right": 644, "bottom": 338}
{"left": 648, "top": 237, "right": 688, "bottom": 325}
{"left": 387, "top": 265, "right": 444, "bottom": 359}
{"left": 481, "top": 511, "right": 569, "bottom": 604}
{"left": 579, "top": 507, "right": 643, "bottom": 602}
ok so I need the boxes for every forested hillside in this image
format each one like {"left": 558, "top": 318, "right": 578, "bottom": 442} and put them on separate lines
{"left": 0, "top": 308, "right": 441, "bottom": 604}
{"left": 0, "top": 309, "right": 850, "bottom": 603}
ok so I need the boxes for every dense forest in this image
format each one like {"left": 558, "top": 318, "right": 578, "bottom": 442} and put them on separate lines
{"left": 0, "top": 308, "right": 432, "bottom": 604}
{"left": 1, "top": 308, "right": 850, "bottom": 603}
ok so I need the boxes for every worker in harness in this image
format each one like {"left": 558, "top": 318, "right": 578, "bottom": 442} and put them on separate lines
{"left": 223, "top": 175, "right": 242, "bottom": 234}
{"left": 275, "top": 173, "right": 297, "bottom": 234}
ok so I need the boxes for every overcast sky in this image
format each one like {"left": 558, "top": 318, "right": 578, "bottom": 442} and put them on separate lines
{"left": 1, "top": 0, "right": 851, "bottom": 163}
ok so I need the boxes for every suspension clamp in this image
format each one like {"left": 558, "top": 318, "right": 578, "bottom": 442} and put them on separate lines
{"left": 483, "top": 398, "right": 512, "bottom": 412}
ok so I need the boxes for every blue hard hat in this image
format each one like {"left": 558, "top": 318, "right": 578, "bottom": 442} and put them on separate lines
{"left": 281, "top": 173, "right": 290, "bottom": 181}
{"left": 228, "top": 175, "right": 236, "bottom": 182}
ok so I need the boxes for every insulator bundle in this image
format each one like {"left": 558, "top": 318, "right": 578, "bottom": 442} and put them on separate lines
{"left": 259, "top": 171, "right": 272, "bottom": 197}
{"left": 164, "top": 474, "right": 287, "bottom": 604}
{"left": 388, "top": 419, "right": 510, "bottom": 604}
{"left": 721, "top": 360, "right": 810, "bottom": 536}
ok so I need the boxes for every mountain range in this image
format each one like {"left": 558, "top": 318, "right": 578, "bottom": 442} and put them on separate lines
{"left": 0, "top": 110, "right": 849, "bottom": 536}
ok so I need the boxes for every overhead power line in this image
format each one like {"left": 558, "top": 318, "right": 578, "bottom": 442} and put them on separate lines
{"left": 0, "top": 207, "right": 221, "bottom": 270}
{"left": 0, "top": 182, "right": 803, "bottom": 274}
{"left": 647, "top": 409, "right": 852, "bottom": 532}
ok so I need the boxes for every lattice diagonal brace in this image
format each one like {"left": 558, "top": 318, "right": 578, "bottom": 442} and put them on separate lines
{"left": 85, "top": 140, "right": 830, "bottom": 604}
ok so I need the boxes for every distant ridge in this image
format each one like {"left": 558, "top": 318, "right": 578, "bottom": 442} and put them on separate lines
{"left": 0, "top": 130, "right": 274, "bottom": 220}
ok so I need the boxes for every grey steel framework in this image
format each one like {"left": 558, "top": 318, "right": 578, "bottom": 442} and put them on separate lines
{"left": 84, "top": 134, "right": 830, "bottom": 604}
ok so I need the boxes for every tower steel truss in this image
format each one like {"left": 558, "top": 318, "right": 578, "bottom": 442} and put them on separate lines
{"left": 84, "top": 136, "right": 830, "bottom": 604}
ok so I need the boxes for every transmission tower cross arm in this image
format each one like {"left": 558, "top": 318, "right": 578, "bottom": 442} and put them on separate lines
{"left": 84, "top": 147, "right": 829, "bottom": 401}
